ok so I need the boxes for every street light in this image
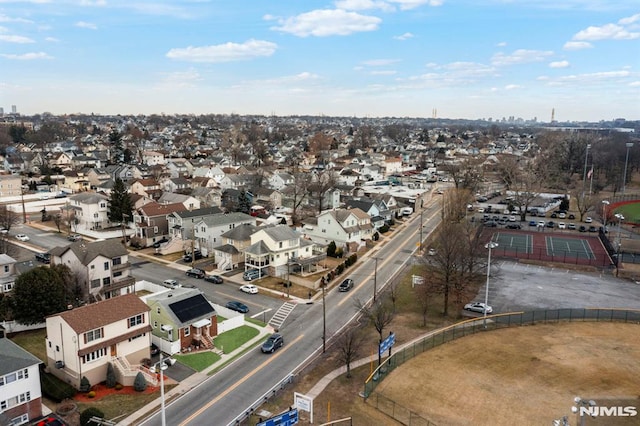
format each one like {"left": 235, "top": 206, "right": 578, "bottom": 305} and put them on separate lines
{"left": 149, "top": 354, "right": 168, "bottom": 426}
{"left": 581, "top": 143, "right": 591, "bottom": 198}
{"left": 615, "top": 213, "right": 624, "bottom": 276}
{"left": 623, "top": 142, "right": 634, "bottom": 195}
{"left": 601, "top": 200, "right": 609, "bottom": 227}
{"left": 484, "top": 241, "right": 498, "bottom": 329}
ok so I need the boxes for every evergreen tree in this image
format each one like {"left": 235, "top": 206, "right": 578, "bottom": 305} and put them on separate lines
{"left": 237, "top": 189, "right": 251, "bottom": 214}
{"left": 105, "top": 363, "right": 117, "bottom": 388}
{"left": 80, "top": 408, "right": 104, "bottom": 426}
{"left": 108, "top": 178, "right": 133, "bottom": 224}
{"left": 13, "top": 264, "right": 73, "bottom": 325}
{"left": 133, "top": 372, "right": 147, "bottom": 392}
{"left": 109, "top": 130, "right": 124, "bottom": 164}
{"left": 79, "top": 376, "right": 91, "bottom": 393}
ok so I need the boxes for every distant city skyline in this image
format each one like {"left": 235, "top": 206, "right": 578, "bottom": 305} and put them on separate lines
{"left": 1, "top": 1, "right": 639, "bottom": 122}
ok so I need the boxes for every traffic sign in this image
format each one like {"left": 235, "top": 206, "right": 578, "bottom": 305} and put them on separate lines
{"left": 257, "top": 408, "right": 298, "bottom": 426}
{"left": 379, "top": 332, "right": 396, "bottom": 355}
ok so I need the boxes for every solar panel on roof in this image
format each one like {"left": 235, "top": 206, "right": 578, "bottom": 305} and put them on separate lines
{"left": 169, "top": 295, "right": 214, "bottom": 323}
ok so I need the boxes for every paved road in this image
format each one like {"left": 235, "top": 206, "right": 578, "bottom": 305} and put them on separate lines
{"left": 139, "top": 197, "right": 444, "bottom": 426}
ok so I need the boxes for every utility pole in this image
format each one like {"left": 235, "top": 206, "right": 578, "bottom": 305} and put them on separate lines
{"left": 191, "top": 228, "right": 196, "bottom": 269}
{"left": 322, "top": 281, "right": 326, "bottom": 353}
{"left": 286, "top": 258, "right": 291, "bottom": 298}
{"left": 20, "top": 189, "right": 27, "bottom": 223}
{"left": 373, "top": 257, "right": 380, "bottom": 302}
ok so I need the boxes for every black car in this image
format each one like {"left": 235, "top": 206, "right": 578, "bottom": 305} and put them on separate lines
{"left": 484, "top": 221, "right": 498, "bottom": 228}
{"left": 183, "top": 250, "right": 203, "bottom": 262}
{"left": 35, "top": 252, "right": 50, "bottom": 263}
{"left": 588, "top": 226, "right": 597, "bottom": 232}
{"left": 153, "top": 238, "right": 168, "bottom": 248}
{"left": 339, "top": 278, "right": 354, "bottom": 292}
{"left": 569, "top": 214, "right": 576, "bottom": 220}
{"left": 226, "top": 301, "right": 249, "bottom": 313}
{"left": 579, "top": 225, "right": 587, "bottom": 232}
{"left": 261, "top": 333, "right": 284, "bottom": 353}
{"left": 550, "top": 212, "right": 557, "bottom": 218}
{"left": 505, "top": 223, "right": 521, "bottom": 229}
{"left": 150, "top": 343, "right": 160, "bottom": 356}
{"left": 186, "top": 268, "right": 205, "bottom": 279}
{"left": 546, "top": 221, "right": 555, "bottom": 228}
{"left": 204, "top": 274, "right": 223, "bottom": 284}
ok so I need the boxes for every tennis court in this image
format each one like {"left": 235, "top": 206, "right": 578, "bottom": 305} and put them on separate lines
{"left": 544, "top": 236, "right": 595, "bottom": 260}
{"left": 493, "top": 233, "right": 533, "bottom": 254}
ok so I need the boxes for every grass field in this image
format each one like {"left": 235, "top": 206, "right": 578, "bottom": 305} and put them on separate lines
{"left": 214, "top": 324, "right": 259, "bottom": 354}
{"left": 174, "top": 351, "right": 221, "bottom": 372}
{"left": 613, "top": 202, "right": 640, "bottom": 224}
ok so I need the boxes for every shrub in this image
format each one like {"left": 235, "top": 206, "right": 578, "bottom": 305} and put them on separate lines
{"left": 133, "top": 372, "right": 147, "bottom": 392}
{"left": 335, "top": 248, "right": 344, "bottom": 258}
{"left": 336, "top": 264, "right": 344, "bottom": 274}
{"left": 114, "top": 383, "right": 123, "bottom": 390}
{"left": 379, "top": 224, "right": 390, "bottom": 233}
{"left": 105, "top": 362, "right": 116, "bottom": 388}
{"left": 326, "top": 241, "right": 337, "bottom": 258}
{"left": 80, "top": 407, "right": 104, "bottom": 426}
{"left": 79, "top": 376, "right": 91, "bottom": 393}
{"left": 87, "top": 391, "right": 96, "bottom": 398}
{"left": 372, "top": 232, "right": 379, "bottom": 241}
{"left": 40, "top": 371, "right": 76, "bottom": 402}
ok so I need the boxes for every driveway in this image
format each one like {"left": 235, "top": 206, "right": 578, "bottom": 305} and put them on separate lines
{"left": 150, "top": 353, "right": 196, "bottom": 382}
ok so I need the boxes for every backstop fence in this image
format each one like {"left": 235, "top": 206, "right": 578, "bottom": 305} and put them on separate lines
{"left": 363, "top": 308, "right": 640, "bottom": 411}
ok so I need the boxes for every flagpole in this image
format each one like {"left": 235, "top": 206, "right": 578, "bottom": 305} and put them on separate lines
{"left": 589, "top": 166, "right": 594, "bottom": 195}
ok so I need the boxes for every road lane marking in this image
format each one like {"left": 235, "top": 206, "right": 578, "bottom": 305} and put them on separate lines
{"left": 251, "top": 309, "right": 272, "bottom": 319}
{"left": 179, "top": 334, "right": 305, "bottom": 426}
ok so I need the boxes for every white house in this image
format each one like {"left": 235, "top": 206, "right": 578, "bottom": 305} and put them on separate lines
{"left": 0, "top": 254, "right": 17, "bottom": 293}
{"left": 45, "top": 293, "right": 154, "bottom": 390}
{"left": 142, "top": 150, "right": 165, "bottom": 166}
{"left": 0, "top": 333, "right": 43, "bottom": 426}
{"left": 68, "top": 192, "right": 110, "bottom": 230}
{"left": 302, "top": 208, "right": 374, "bottom": 250}
{"left": 49, "top": 239, "right": 135, "bottom": 302}
{"left": 268, "top": 172, "right": 294, "bottom": 190}
{"left": 193, "top": 212, "right": 256, "bottom": 258}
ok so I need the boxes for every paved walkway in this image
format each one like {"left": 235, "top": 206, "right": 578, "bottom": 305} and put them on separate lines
{"left": 119, "top": 321, "right": 275, "bottom": 426}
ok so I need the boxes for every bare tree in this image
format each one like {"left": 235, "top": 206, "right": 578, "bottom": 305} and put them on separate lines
{"left": 0, "top": 233, "right": 18, "bottom": 257}
{"left": 53, "top": 213, "right": 63, "bottom": 233}
{"left": 441, "top": 157, "right": 484, "bottom": 194}
{"left": 415, "top": 268, "right": 441, "bottom": 327}
{"left": 284, "top": 172, "right": 312, "bottom": 223}
{"left": 309, "top": 171, "right": 337, "bottom": 213}
{"left": 336, "top": 327, "right": 365, "bottom": 378}
{"left": 356, "top": 298, "right": 395, "bottom": 365}
{"left": 497, "top": 155, "right": 543, "bottom": 221}
{"left": 0, "top": 206, "right": 21, "bottom": 232}
{"left": 573, "top": 190, "right": 596, "bottom": 221}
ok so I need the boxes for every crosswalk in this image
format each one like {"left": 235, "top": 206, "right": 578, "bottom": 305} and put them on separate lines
{"left": 268, "top": 301, "right": 297, "bottom": 331}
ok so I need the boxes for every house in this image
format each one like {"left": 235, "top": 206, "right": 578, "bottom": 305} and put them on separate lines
{"left": 252, "top": 187, "right": 283, "bottom": 209}
{"left": 142, "top": 151, "right": 165, "bottom": 166}
{"left": 190, "top": 187, "right": 222, "bottom": 208}
{"left": 133, "top": 202, "right": 187, "bottom": 249}
{"left": 85, "top": 168, "right": 111, "bottom": 189}
{"left": 49, "top": 239, "right": 135, "bottom": 301}
{"left": 0, "top": 254, "right": 17, "bottom": 293}
{"left": 0, "top": 174, "right": 22, "bottom": 198}
{"left": 244, "top": 224, "right": 326, "bottom": 278}
{"left": 68, "top": 192, "right": 110, "bottom": 231}
{"left": 193, "top": 212, "right": 256, "bottom": 258}
{"left": 158, "top": 192, "right": 200, "bottom": 211}
{"left": 71, "top": 155, "right": 101, "bottom": 170}
{"left": 45, "top": 293, "right": 153, "bottom": 390}
{"left": 162, "top": 177, "right": 192, "bottom": 195}
{"left": 129, "top": 178, "right": 163, "bottom": 201}
{"left": 302, "top": 207, "right": 374, "bottom": 251}
{"left": 212, "top": 223, "right": 260, "bottom": 271}
{"left": 166, "top": 206, "right": 223, "bottom": 244}
{"left": 143, "top": 288, "right": 217, "bottom": 355}
{"left": 0, "top": 333, "right": 43, "bottom": 426}
{"left": 344, "top": 197, "right": 392, "bottom": 228}
{"left": 48, "top": 152, "right": 73, "bottom": 170}
{"left": 165, "top": 158, "right": 193, "bottom": 178}
{"left": 268, "top": 172, "right": 294, "bottom": 190}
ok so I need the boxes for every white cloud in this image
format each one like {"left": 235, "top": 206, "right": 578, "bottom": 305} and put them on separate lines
{"left": 388, "top": 0, "right": 442, "bottom": 10}
{"left": 362, "top": 59, "right": 400, "bottom": 66}
{"left": 166, "top": 39, "right": 277, "bottom": 63}
{"left": 371, "top": 70, "right": 397, "bottom": 75}
{"left": 393, "top": 32, "right": 414, "bottom": 40}
{"left": 505, "top": 84, "right": 522, "bottom": 90}
{"left": 0, "top": 51, "right": 52, "bottom": 60}
{"left": 563, "top": 41, "right": 592, "bottom": 50}
{"left": 0, "top": 14, "right": 34, "bottom": 24}
{"left": 496, "top": 41, "right": 507, "bottom": 47}
{"left": 629, "top": 81, "right": 640, "bottom": 87}
{"left": 543, "top": 69, "right": 632, "bottom": 86}
{"left": 335, "top": 0, "right": 394, "bottom": 12}
{"left": 75, "top": 21, "right": 98, "bottom": 30}
{"left": 549, "top": 60, "right": 569, "bottom": 68}
{"left": 491, "top": 49, "right": 554, "bottom": 66}
{"left": 573, "top": 23, "right": 639, "bottom": 40}
{"left": 270, "top": 9, "right": 381, "bottom": 37}
{"left": 45, "top": 36, "right": 59, "bottom": 42}
{"left": 0, "top": 34, "right": 35, "bottom": 43}
{"left": 618, "top": 13, "right": 640, "bottom": 26}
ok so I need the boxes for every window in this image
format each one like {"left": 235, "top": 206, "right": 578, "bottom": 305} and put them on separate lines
{"left": 153, "top": 321, "right": 158, "bottom": 328}
{"left": 156, "top": 307, "right": 161, "bottom": 314}
{"left": 85, "top": 328, "right": 103, "bottom": 343}
{"left": 3, "top": 265, "right": 8, "bottom": 273}
{"left": 183, "top": 327, "right": 190, "bottom": 337}
{"left": 104, "top": 262, "right": 110, "bottom": 271}
{"left": 114, "top": 271, "right": 122, "bottom": 277}
{"left": 103, "top": 277, "right": 111, "bottom": 286}
{"left": 90, "top": 265, "right": 95, "bottom": 270}
{"left": 128, "top": 333, "right": 145, "bottom": 342}
{"left": 10, "top": 413, "right": 28, "bottom": 425}
{"left": 128, "top": 314, "right": 144, "bottom": 328}
{"left": 82, "top": 347, "right": 107, "bottom": 363}
{"left": 2, "top": 283, "right": 12, "bottom": 292}
{"left": 100, "top": 203, "right": 106, "bottom": 208}
{"left": 113, "top": 257, "right": 122, "bottom": 266}
{"left": 154, "top": 226, "right": 158, "bottom": 233}
{"left": 0, "top": 392, "right": 30, "bottom": 411}
{"left": 90, "top": 279, "right": 100, "bottom": 289}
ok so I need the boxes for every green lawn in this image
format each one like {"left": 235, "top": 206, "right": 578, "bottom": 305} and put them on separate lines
{"left": 10, "top": 329, "right": 48, "bottom": 362}
{"left": 214, "top": 325, "right": 259, "bottom": 354}
{"left": 173, "top": 352, "right": 221, "bottom": 372}
{"left": 613, "top": 202, "right": 640, "bottom": 224}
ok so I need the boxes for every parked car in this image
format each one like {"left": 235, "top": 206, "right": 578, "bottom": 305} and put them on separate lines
{"left": 506, "top": 223, "right": 521, "bottom": 229}
{"left": 508, "top": 216, "right": 517, "bottom": 222}
{"left": 464, "top": 302, "right": 493, "bottom": 314}
{"left": 588, "top": 226, "right": 597, "bottom": 232}
{"left": 558, "top": 222, "right": 566, "bottom": 229}
{"left": 153, "top": 238, "right": 168, "bottom": 248}
{"left": 261, "top": 333, "right": 284, "bottom": 354}
{"left": 185, "top": 268, "right": 205, "bottom": 279}
{"left": 546, "top": 221, "right": 555, "bottom": 228}
{"left": 568, "top": 214, "right": 576, "bottom": 220}
{"left": 550, "top": 212, "right": 558, "bottom": 218}
{"left": 15, "top": 234, "right": 29, "bottom": 242}
{"left": 484, "top": 221, "right": 498, "bottom": 228}
{"left": 579, "top": 226, "right": 587, "bottom": 232}
{"left": 226, "top": 301, "right": 249, "bottom": 313}
{"left": 204, "top": 274, "right": 223, "bottom": 284}
{"left": 242, "top": 269, "right": 261, "bottom": 281}
{"left": 428, "top": 248, "right": 437, "bottom": 256}
{"left": 67, "top": 234, "right": 81, "bottom": 242}
{"left": 162, "top": 279, "right": 181, "bottom": 289}
{"left": 339, "top": 278, "right": 354, "bottom": 292}
{"left": 585, "top": 217, "right": 593, "bottom": 223}
{"left": 568, "top": 223, "right": 577, "bottom": 230}
{"left": 183, "top": 250, "right": 203, "bottom": 262}
{"left": 538, "top": 220, "right": 546, "bottom": 227}
{"left": 240, "top": 284, "right": 258, "bottom": 294}
{"left": 558, "top": 212, "right": 566, "bottom": 219}
{"left": 529, "top": 220, "right": 537, "bottom": 227}
{"left": 35, "top": 252, "right": 50, "bottom": 263}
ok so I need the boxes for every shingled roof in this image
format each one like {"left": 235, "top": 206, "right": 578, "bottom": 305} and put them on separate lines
{"left": 49, "top": 239, "right": 128, "bottom": 266}
{"left": 51, "top": 293, "right": 150, "bottom": 334}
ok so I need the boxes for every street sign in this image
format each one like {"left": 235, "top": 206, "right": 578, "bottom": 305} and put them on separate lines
{"left": 379, "top": 332, "right": 396, "bottom": 355}
{"left": 257, "top": 408, "right": 298, "bottom": 426}
{"left": 412, "top": 275, "right": 424, "bottom": 287}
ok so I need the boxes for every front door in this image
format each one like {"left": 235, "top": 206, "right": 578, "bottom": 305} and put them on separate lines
{"left": 110, "top": 344, "right": 117, "bottom": 357}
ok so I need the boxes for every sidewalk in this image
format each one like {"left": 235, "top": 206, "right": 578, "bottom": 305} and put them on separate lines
{"left": 119, "top": 321, "right": 275, "bottom": 426}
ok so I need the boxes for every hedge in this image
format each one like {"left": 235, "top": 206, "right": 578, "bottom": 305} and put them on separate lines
{"left": 40, "top": 371, "right": 76, "bottom": 402}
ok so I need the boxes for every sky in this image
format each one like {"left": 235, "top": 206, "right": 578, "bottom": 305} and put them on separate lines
{"left": 0, "top": 1, "right": 639, "bottom": 122}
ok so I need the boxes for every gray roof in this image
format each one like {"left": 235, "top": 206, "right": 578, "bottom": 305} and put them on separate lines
{"left": 0, "top": 337, "right": 41, "bottom": 376}
{"left": 49, "top": 239, "right": 128, "bottom": 265}
{"left": 213, "top": 244, "right": 239, "bottom": 255}
{"left": 245, "top": 240, "right": 270, "bottom": 255}
{"left": 198, "top": 212, "right": 255, "bottom": 228}
{"left": 70, "top": 192, "right": 108, "bottom": 204}
{"left": 174, "top": 206, "right": 222, "bottom": 219}
{"left": 0, "top": 254, "right": 16, "bottom": 265}
{"left": 260, "top": 225, "right": 300, "bottom": 242}
{"left": 220, "top": 223, "right": 260, "bottom": 240}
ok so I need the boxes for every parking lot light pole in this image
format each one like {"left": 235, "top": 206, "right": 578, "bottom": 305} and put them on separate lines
{"left": 623, "top": 142, "right": 634, "bottom": 195}
{"left": 484, "top": 241, "right": 498, "bottom": 329}
{"left": 615, "top": 213, "right": 624, "bottom": 276}
{"left": 601, "top": 200, "right": 609, "bottom": 226}
{"left": 150, "top": 354, "right": 168, "bottom": 426}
